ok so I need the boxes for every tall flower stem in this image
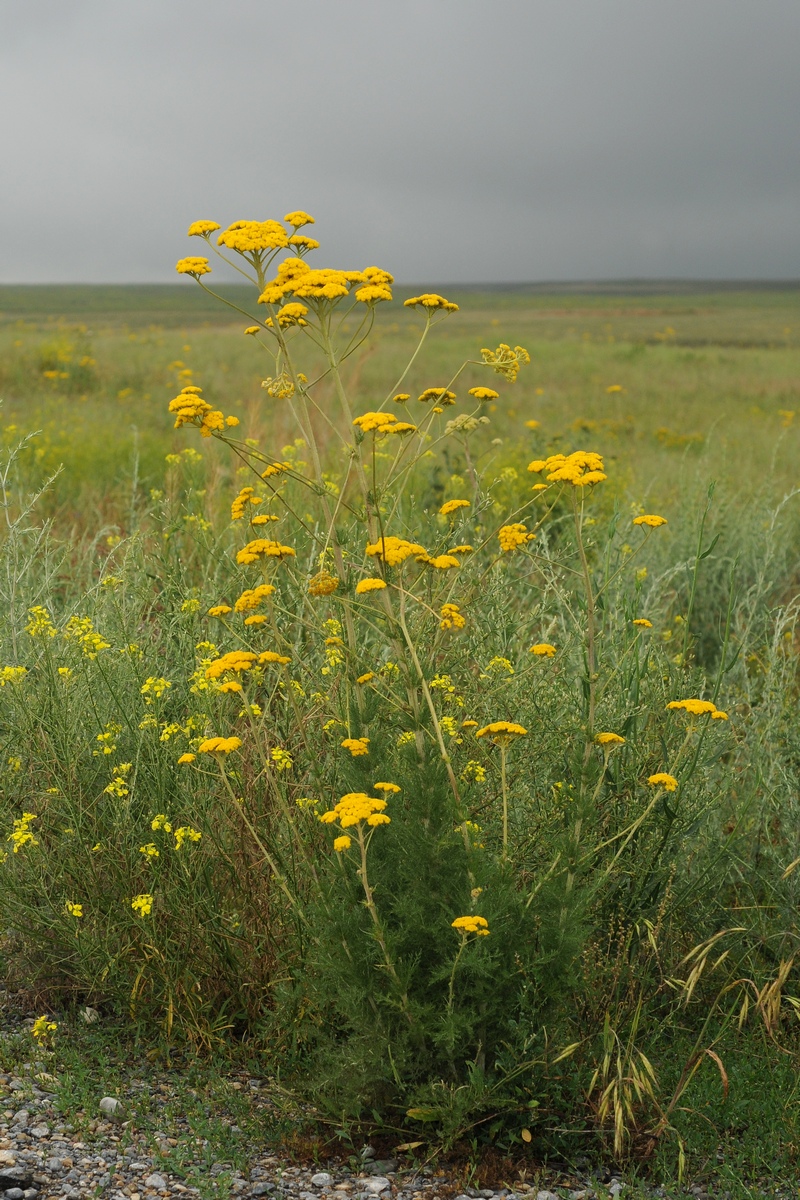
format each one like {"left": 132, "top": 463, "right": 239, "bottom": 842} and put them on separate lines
{"left": 573, "top": 491, "right": 597, "bottom": 765}
{"left": 355, "top": 825, "right": 412, "bottom": 1023}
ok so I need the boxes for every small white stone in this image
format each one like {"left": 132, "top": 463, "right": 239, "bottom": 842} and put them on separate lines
{"left": 363, "top": 1179, "right": 391, "bottom": 1196}
{"left": 311, "top": 1175, "right": 334, "bottom": 1189}
{"left": 144, "top": 1173, "right": 168, "bottom": 1190}
{"left": 0, "top": 1150, "right": 16, "bottom": 1166}
{"left": 81, "top": 1007, "right": 101, "bottom": 1025}
{"left": 99, "top": 1097, "right": 124, "bottom": 1121}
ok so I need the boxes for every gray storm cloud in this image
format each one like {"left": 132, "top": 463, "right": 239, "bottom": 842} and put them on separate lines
{"left": 2, "top": 0, "right": 799, "bottom": 283}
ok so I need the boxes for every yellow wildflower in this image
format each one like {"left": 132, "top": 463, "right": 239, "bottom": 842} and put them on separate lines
{"left": 633, "top": 618, "right": 653, "bottom": 628}
{"left": 26, "top": 605, "right": 57, "bottom": 638}
{"left": 333, "top": 835, "right": 352, "bottom": 852}
{"left": 309, "top": 570, "right": 339, "bottom": 597}
{"left": 392, "top": 393, "right": 411, "bottom": 403}
{"left": 357, "top": 671, "right": 375, "bottom": 684}
{"left": 595, "top": 732, "right": 625, "bottom": 746}
{"left": 31, "top": 1016, "right": 57, "bottom": 1041}
{"left": 178, "top": 753, "right": 196, "bottom": 765}
{"left": 530, "top": 643, "right": 556, "bottom": 656}
{"left": 365, "top": 536, "right": 427, "bottom": 566}
{"left": 140, "top": 843, "right": 159, "bottom": 858}
{"left": 131, "top": 893, "right": 154, "bottom": 917}
{"left": 418, "top": 553, "right": 460, "bottom": 570}
{"left": 187, "top": 220, "right": 221, "bottom": 237}
{"left": 341, "top": 737, "right": 370, "bottom": 757}
{"left": 233, "top": 584, "right": 275, "bottom": 612}
{"left": 284, "top": 211, "right": 315, "bottom": 228}
{"left": 259, "top": 650, "right": 291, "bottom": 665}
{"left": 236, "top": 538, "right": 295, "bottom": 564}
{"left": 320, "top": 791, "right": 390, "bottom": 828}
{"left": 451, "top": 915, "right": 490, "bottom": 936}
{"left": 174, "top": 826, "right": 202, "bottom": 850}
{"left": 440, "top": 603, "right": 466, "bottom": 630}
{"left": 271, "top": 748, "right": 293, "bottom": 771}
{"left": 480, "top": 343, "right": 530, "bottom": 382}
{"left": 498, "top": 523, "right": 535, "bottom": 552}
{"left": 418, "top": 387, "right": 456, "bottom": 405}
{"left": 468, "top": 387, "right": 499, "bottom": 401}
{"left": 439, "top": 499, "right": 470, "bottom": 516}
{"left": 197, "top": 736, "right": 242, "bottom": 755}
{"left": 667, "top": 698, "right": 718, "bottom": 716}
{"left": 65, "top": 901, "right": 83, "bottom": 918}
{"left": 8, "top": 812, "right": 38, "bottom": 853}
{"left": 528, "top": 451, "right": 606, "bottom": 487}
{"left": 356, "top": 578, "right": 388, "bottom": 594}
{"left": 175, "top": 257, "right": 211, "bottom": 276}
{"left": 403, "top": 294, "right": 459, "bottom": 313}
{"left": 475, "top": 721, "right": 527, "bottom": 744}
{"left": 633, "top": 514, "right": 668, "bottom": 528}
{"left": 648, "top": 772, "right": 678, "bottom": 791}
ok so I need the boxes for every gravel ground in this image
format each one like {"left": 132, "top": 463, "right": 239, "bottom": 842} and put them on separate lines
{"left": 0, "top": 1002, "right": 786, "bottom": 1200}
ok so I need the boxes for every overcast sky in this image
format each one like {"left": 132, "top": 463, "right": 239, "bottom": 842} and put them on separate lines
{"left": 2, "top": 0, "right": 800, "bottom": 284}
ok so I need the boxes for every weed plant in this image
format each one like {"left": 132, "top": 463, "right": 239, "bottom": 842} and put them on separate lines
{"left": 0, "top": 217, "right": 799, "bottom": 1175}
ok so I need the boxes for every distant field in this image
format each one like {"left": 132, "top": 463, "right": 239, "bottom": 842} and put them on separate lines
{"left": 0, "top": 283, "right": 799, "bottom": 529}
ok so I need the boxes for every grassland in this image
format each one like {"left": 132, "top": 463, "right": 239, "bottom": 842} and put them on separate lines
{"left": 1, "top": 282, "right": 800, "bottom": 1192}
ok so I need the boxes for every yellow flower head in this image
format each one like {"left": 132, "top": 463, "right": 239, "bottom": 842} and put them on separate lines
{"left": 417, "top": 553, "right": 461, "bottom": 570}
{"left": 403, "top": 294, "right": 459, "bottom": 313}
{"left": 236, "top": 539, "right": 296, "bottom": 565}
{"left": 633, "top": 618, "right": 653, "bottom": 628}
{"left": 667, "top": 698, "right": 718, "bottom": 716}
{"left": 218, "top": 220, "right": 289, "bottom": 253}
{"left": 356, "top": 578, "right": 388, "bottom": 594}
{"left": 595, "top": 732, "right": 625, "bottom": 746}
{"left": 284, "top": 211, "right": 315, "bottom": 228}
{"left": 205, "top": 650, "right": 258, "bottom": 678}
{"left": 333, "top": 835, "right": 352, "bottom": 853}
{"left": 498, "top": 523, "right": 535, "bottom": 552}
{"left": 175, "top": 257, "right": 211, "bottom": 276}
{"left": 365, "top": 536, "right": 427, "bottom": 567}
{"left": 31, "top": 1016, "right": 58, "bottom": 1041}
{"left": 177, "top": 753, "right": 196, "bottom": 765}
{"left": 320, "top": 791, "right": 390, "bottom": 828}
{"left": 207, "top": 604, "right": 232, "bottom": 617}
{"left": 309, "top": 570, "right": 340, "bottom": 597}
{"left": 468, "top": 387, "right": 499, "bottom": 402}
{"left": 475, "top": 721, "right": 527, "bottom": 744}
{"left": 439, "top": 499, "right": 470, "bottom": 516}
{"left": 65, "top": 901, "right": 83, "bottom": 918}
{"left": 418, "top": 387, "right": 456, "bottom": 405}
{"left": 451, "top": 914, "right": 490, "bottom": 936}
{"left": 187, "top": 220, "right": 221, "bottom": 238}
{"left": 633, "top": 514, "right": 667, "bottom": 528}
{"left": 528, "top": 451, "right": 606, "bottom": 487}
{"left": 648, "top": 772, "right": 678, "bottom": 792}
{"left": 356, "top": 671, "right": 375, "bottom": 684}
{"left": 440, "top": 603, "right": 466, "bottom": 631}
{"left": 529, "top": 643, "right": 556, "bottom": 656}
{"left": 480, "top": 343, "right": 530, "bottom": 382}
{"left": 244, "top": 325, "right": 261, "bottom": 335}
{"left": 373, "top": 781, "right": 401, "bottom": 793}
{"left": 197, "top": 736, "right": 242, "bottom": 755}
{"left": 341, "top": 737, "right": 370, "bottom": 757}
{"left": 131, "top": 893, "right": 153, "bottom": 917}
{"left": 392, "top": 393, "right": 411, "bottom": 404}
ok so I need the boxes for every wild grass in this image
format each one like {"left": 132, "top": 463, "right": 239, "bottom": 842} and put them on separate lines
{"left": 0, "top": 274, "right": 800, "bottom": 1186}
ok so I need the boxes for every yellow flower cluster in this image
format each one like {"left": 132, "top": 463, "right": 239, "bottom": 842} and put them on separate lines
{"left": 530, "top": 643, "right": 556, "bottom": 656}
{"left": 352, "top": 411, "right": 416, "bottom": 435}
{"left": 233, "top": 584, "right": 275, "bottom": 612}
{"left": 26, "top": 605, "right": 57, "bottom": 638}
{"left": 7, "top": 812, "right": 38, "bottom": 853}
{"left": 403, "top": 294, "right": 459, "bottom": 313}
{"left": 595, "top": 732, "right": 625, "bottom": 746}
{"left": 418, "top": 387, "right": 456, "bottom": 406}
{"left": 206, "top": 650, "right": 258, "bottom": 679}
{"left": 231, "top": 486, "right": 263, "bottom": 519}
{"left": 648, "top": 772, "right": 678, "bottom": 791}
{"left": 170, "top": 386, "right": 239, "bottom": 438}
{"left": 633, "top": 618, "right": 653, "bottom": 628}
{"left": 468, "top": 387, "right": 499, "bottom": 402}
{"left": 261, "top": 461, "right": 292, "bottom": 479}
{"left": 131, "top": 893, "right": 153, "bottom": 917}
{"left": 480, "top": 343, "right": 530, "bottom": 382}
{"left": 633, "top": 514, "right": 668, "bottom": 528}
{"left": 365, "top": 536, "right": 427, "bottom": 566}
{"left": 341, "top": 736, "right": 370, "bottom": 757}
{"left": 174, "top": 825, "right": 202, "bottom": 849}
{"left": 308, "top": 570, "right": 339, "bottom": 597}
{"left": 258, "top": 258, "right": 393, "bottom": 307}
{"left": 187, "top": 220, "right": 221, "bottom": 237}
{"left": 0, "top": 666, "right": 27, "bottom": 686}
{"left": 440, "top": 499, "right": 470, "bottom": 516}
{"left": 31, "top": 1016, "right": 57, "bottom": 1041}
{"left": 667, "top": 698, "right": 728, "bottom": 719}
{"left": 284, "top": 211, "right": 315, "bottom": 228}
{"left": 140, "top": 676, "right": 171, "bottom": 700}
{"left": 236, "top": 538, "right": 296, "bottom": 565}
{"left": 356, "top": 578, "right": 387, "bottom": 594}
{"left": 198, "top": 736, "right": 242, "bottom": 755}
{"left": 498, "top": 523, "right": 535, "bottom": 552}
{"left": 65, "top": 901, "right": 83, "bottom": 918}
{"left": 528, "top": 451, "right": 606, "bottom": 486}
{"left": 475, "top": 721, "right": 527, "bottom": 743}
{"left": 63, "top": 616, "right": 110, "bottom": 658}
{"left": 440, "top": 603, "right": 466, "bottom": 630}
{"left": 218, "top": 220, "right": 290, "bottom": 253}
{"left": 451, "top": 914, "right": 490, "bottom": 936}
{"left": 175, "top": 257, "right": 211, "bottom": 276}
{"left": 319, "top": 791, "right": 391, "bottom": 828}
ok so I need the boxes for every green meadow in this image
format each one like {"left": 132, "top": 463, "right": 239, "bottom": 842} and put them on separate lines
{"left": 1, "top": 279, "right": 800, "bottom": 1191}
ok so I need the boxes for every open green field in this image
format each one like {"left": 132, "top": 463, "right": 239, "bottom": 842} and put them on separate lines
{"left": 1, "top": 282, "right": 800, "bottom": 1192}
